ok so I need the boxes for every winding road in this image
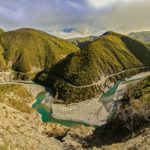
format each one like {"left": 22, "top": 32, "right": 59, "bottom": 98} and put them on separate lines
{"left": 0, "top": 80, "right": 34, "bottom": 85}
{"left": 0, "top": 66, "right": 148, "bottom": 88}
{"left": 65, "top": 66, "right": 147, "bottom": 88}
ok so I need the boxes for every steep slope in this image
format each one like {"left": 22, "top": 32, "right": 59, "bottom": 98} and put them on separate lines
{"left": 129, "top": 31, "right": 150, "bottom": 43}
{"left": 68, "top": 36, "right": 98, "bottom": 48}
{"left": 0, "top": 28, "right": 79, "bottom": 73}
{"left": 0, "top": 83, "right": 66, "bottom": 150}
{"left": 37, "top": 31, "right": 150, "bottom": 102}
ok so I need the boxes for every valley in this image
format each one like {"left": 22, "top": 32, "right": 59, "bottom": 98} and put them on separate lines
{"left": 0, "top": 27, "right": 150, "bottom": 150}
{"left": 1, "top": 71, "right": 149, "bottom": 127}
{"left": 0, "top": 71, "right": 150, "bottom": 150}
{"left": 1, "top": 0, "right": 150, "bottom": 149}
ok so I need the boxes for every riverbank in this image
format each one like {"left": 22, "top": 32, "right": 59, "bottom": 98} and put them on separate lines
{"left": 114, "top": 71, "right": 150, "bottom": 101}
{"left": 1, "top": 71, "right": 149, "bottom": 127}
{"left": 51, "top": 71, "right": 150, "bottom": 126}
{"left": 52, "top": 96, "right": 108, "bottom": 126}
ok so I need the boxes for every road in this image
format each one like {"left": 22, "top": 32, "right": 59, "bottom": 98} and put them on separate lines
{"left": 0, "top": 80, "right": 34, "bottom": 85}
{"left": 0, "top": 70, "right": 41, "bottom": 75}
{"left": 67, "top": 66, "right": 147, "bottom": 88}
{"left": 0, "top": 66, "right": 147, "bottom": 88}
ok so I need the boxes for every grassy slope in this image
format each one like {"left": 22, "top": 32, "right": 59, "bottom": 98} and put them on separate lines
{"left": 0, "top": 84, "right": 34, "bottom": 113}
{"left": 0, "top": 28, "right": 79, "bottom": 73}
{"left": 129, "top": 31, "right": 150, "bottom": 43}
{"left": 124, "top": 76, "right": 150, "bottom": 105}
{"left": 38, "top": 32, "right": 150, "bottom": 102}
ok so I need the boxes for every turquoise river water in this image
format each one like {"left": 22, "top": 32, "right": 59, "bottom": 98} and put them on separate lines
{"left": 32, "top": 82, "right": 121, "bottom": 127}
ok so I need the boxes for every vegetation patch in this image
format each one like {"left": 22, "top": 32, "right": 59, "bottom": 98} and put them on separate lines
{"left": 0, "top": 84, "right": 34, "bottom": 113}
{"left": 0, "top": 28, "right": 79, "bottom": 74}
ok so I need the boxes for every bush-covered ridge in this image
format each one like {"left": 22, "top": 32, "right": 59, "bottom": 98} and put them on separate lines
{"left": 0, "top": 28, "right": 79, "bottom": 73}
{"left": 123, "top": 76, "right": 150, "bottom": 106}
{"left": 115, "top": 76, "right": 150, "bottom": 134}
{"left": 37, "top": 31, "right": 150, "bottom": 102}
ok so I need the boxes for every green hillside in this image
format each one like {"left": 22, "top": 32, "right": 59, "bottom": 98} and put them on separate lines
{"left": 0, "top": 28, "right": 79, "bottom": 73}
{"left": 124, "top": 76, "right": 150, "bottom": 105}
{"left": 68, "top": 36, "right": 97, "bottom": 48}
{"left": 37, "top": 31, "right": 150, "bottom": 102}
{"left": 129, "top": 31, "right": 150, "bottom": 43}
{"left": 0, "top": 84, "right": 34, "bottom": 113}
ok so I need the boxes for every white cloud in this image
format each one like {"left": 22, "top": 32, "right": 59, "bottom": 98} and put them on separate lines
{"left": 87, "top": 0, "right": 118, "bottom": 8}
{"left": 0, "top": 0, "right": 150, "bottom": 38}
{"left": 66, "top": 1, "right": 83, "bottom": 9}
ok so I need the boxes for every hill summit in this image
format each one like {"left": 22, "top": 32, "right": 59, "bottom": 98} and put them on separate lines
{"left": 37, "top": 31, "right": 150, "bottom": 102}
{"left": 0, "top": 28, "right": 79, "bottom": 74}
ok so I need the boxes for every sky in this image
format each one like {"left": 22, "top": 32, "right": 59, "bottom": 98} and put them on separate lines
{"left": 0, "top": 0, "right": 150, "bottom": 39}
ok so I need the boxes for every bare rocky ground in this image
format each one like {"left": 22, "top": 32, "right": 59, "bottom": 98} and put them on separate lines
{"left": 0, "top": 84, "right": 65, "bottom": 150}
{"left": 1, "top": 97, "right": 149, "bottom": 150}
{"left": 0, "top": 74, "right": 150, "bottom": 150}
{"left": 0, "top": 103, "right": 65, "bottom": 150}
{"left": 52, "top": 97, "right": 108, "bottom": 126}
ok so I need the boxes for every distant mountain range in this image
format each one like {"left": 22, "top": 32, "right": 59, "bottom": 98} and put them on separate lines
{"left": 68, "top": 36, "right": 98, "bottom": 48}
{"left": 0, "top": 28, "right": 150, "bottom": 102}
{"left": 129, "top": 31, "right": 150, "bottom": 43}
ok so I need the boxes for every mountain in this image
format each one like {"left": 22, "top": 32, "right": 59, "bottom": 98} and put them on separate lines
{"left": 68, "top": 36, "right": 98, "bottom": 48}
{"left": 0, "top": 28, "right": 79, "bottom": 75}
{"left": 129, "top": 31, "right": 150, "bottom": 43}
{"left": 37, "top": 31, "right": 150, "bottom": 103}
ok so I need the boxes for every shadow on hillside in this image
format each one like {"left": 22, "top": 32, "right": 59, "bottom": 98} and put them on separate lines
{"left": 81, "top": 120, "right": 150, "bottom": 149}
{"left": 83, "top": 121, "right": 131, "bottom": 148}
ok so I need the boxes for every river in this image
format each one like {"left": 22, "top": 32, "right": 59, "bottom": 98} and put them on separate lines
{"left": 32, "top": 91, "right": 89, "bottom": 127}
{"left": 32, "top": 71, "right": 150, "bottom": 127}
{"left": 32, "top": 82, "right": 121, "bottom": 127}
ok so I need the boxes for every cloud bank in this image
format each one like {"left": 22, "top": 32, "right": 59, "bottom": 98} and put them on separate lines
{"left": 0, "top": 0, "right": 150, "bottom": 38}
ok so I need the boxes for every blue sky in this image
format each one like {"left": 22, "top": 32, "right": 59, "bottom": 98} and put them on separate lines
{"left": 0, "top": 0, "right": 150, "bottom": 38}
